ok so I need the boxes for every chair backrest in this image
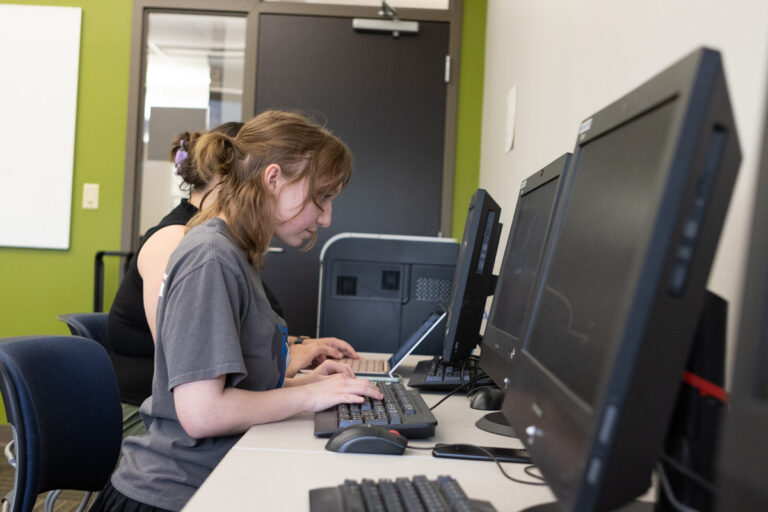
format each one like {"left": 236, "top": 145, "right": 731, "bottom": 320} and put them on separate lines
{"left": 56, "top": 313, "right": 110, "bottom": 350}
{"left": 0, "top": 336, "right": 122, "bottom": 512}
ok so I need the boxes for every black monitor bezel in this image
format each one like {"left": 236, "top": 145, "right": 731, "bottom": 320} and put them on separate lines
{"left": 503, "top": 48, "right": 741, "bottom": 511}
{"left": 441, "top": 189, "right": 502, "bottom": 363}
{"left": 479, "top": 153, "right": 571, "bottom": 390}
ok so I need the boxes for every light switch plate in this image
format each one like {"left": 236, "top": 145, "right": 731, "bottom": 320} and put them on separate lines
{"left": 505, "top": 85, "right": 517, "bottom": 154}
{"left": 83, "top": 183, "right": 99, "bottom": 209}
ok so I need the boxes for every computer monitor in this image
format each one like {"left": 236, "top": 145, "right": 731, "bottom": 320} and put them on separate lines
{"left": 715, "top": 53, "right": 768, "bottom": 512}
{"left": 503, "top": 47, "right": 741, "bottom": 511}
{"left": 480, "top": 154, "right": 571, "bottom": 390}
{"left": 441, "top": 189, "right": 502, "bottom": 363}
{"left": 474, "top": 154, "right": 571, "bottom": 438}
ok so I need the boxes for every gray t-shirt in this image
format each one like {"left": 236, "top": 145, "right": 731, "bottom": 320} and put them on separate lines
{"left": 111, "top": 218, "right": 287, "bottom": 511}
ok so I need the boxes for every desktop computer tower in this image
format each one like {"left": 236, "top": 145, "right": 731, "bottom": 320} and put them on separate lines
{"left": 317, "top": 233, "right": 458, "bottom": 355}
{"left": 658, "top": 291, "right": 727, "bottom": 511}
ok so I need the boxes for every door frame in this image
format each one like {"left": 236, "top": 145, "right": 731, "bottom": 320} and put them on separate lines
{"left": 121, "top": 0, "right": 463, "bottom": 252}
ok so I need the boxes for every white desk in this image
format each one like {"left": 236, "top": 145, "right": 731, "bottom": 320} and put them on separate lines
{"left": 184, "top": 355, "right": 556, "bottom": 511}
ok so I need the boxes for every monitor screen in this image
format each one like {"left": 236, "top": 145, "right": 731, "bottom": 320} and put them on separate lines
{"left": 527, "top": 101, "right": 675, "bottom": 407}
{"left": 441, "top": 189, "right": 502, "bottom": 362}
{"left": 503, "top": 48, "right": 741, "bottom": 511}
{"left": 480, "top": 154, "right": 571, "bottom": 390}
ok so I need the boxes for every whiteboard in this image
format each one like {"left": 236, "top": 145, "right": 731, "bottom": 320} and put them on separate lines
{"left": 0, "top": 5, "right": 82, "bottom": 250}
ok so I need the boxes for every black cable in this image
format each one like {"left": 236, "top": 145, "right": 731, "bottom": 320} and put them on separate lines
{"left": 523, "top": 465, "right": 546, "bottom": 482}
{"left": 405, "top": 442, "right": 548, "bottom": 487}
{"left": 656, "top": 462, "right": 699, "bottom": 512}
{"left": 428, "top": 374, "right": 488, "bottom": 411}
{"left": 658, "top": 453, "right": 718, "bottom": 496}
{"left": 464, "top": 383, "right": 497, "bottom": 394}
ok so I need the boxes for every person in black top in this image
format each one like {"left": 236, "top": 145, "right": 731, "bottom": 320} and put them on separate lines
{"left": 108, "top": 122, "right": 359, "bottom": 437}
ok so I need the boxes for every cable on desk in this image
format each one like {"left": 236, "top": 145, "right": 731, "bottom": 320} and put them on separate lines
{"left": 523, "top": 465, "right": 545, "bottom": 482}
{"left": 428, "top": 374, "right": 488, "bottom": 411}
{"left": 404, "top": 442, "right": 549, "bottom": 487}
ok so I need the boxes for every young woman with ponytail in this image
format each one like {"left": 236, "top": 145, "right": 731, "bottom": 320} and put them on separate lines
{"left": 91, "top": 111, "right": 381, "bottom": 512}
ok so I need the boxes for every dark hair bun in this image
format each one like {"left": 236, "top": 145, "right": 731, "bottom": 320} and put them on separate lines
{"left": 170, "top": 131, "right": 207, "bottom": 189}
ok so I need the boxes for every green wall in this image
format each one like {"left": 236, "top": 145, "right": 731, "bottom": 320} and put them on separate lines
{"left": 452, "top": 0, "right": 487, "bottom": 239}
{"left": 0, "top": 0, "right": 132, "bottom": 336}
{"left": 0, "top": 0, "right": 133, "bottom": 421}
{"left": 0, "top": 0, "right": 486, "bottom": 422}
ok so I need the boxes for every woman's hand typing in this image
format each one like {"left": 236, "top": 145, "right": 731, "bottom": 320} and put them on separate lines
{"left": 301, "top": 373, "right": 383, "bottom": 412}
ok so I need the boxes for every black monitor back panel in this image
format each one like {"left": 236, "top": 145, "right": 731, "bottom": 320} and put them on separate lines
{"left": 318, "top": 235, "right": 458, "bottom": 355}
{"left": 503, "top": 48, "right": 741, "bottom": 511}
{"left": 716, "top": 47, "right": 768, "bottom": 512}
{"left": 480, "top": 154, "right": 571, "bottom": 390}
{"left": 442, "top": 189, "right": 502, "bottom": 363}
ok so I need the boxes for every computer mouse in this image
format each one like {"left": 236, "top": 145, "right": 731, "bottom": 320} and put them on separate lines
{"left": 324, "top": 424, "right": 408, "bottom": 455}
{"left": 468, "top": 386, "right": 505, "bottom": 411}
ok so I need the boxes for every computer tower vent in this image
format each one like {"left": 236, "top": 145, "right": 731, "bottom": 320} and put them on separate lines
{"left": 415, "top": 277, "right": 452, "bottom": 302}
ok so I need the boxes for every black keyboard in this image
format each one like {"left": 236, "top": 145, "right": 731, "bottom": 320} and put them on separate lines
{"left": 408, "top": 357, "right": 489, "bottom": 391}
{"left": 309, "top": 475, "right": 498, "bottom": 512}
{"left": 314, "top": 381, "right": 437, "bottom": 438}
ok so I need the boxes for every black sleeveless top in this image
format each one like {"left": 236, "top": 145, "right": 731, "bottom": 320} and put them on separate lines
{"left": 108, "top": 200, "right": 199, "bottom": 405}
{"left": 108, "top": 199, "right": 285, "bottom": 405}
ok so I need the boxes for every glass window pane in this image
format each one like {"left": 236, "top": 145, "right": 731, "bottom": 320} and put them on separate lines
{"left": 139, "top": 12, "right": 246, "bottom": 234}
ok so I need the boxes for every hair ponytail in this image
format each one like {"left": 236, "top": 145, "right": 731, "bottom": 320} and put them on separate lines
{"left": 193, "top": 131, "right": 240, "bottom": 184}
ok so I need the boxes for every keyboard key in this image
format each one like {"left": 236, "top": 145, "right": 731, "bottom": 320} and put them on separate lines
{"left": 361, "top": 479, "right": 387, "bottom": 512}
{"left": 395, "top": 478, "right": 424, "bottom": 512}
{"left": 378, "top": 479, "right": 405, "bottom": 512}
{"left": 437, "top": 476, "right": 467, "bottom": 507}
{"left": 413, "top": 476, "right": 446, "bottom": 512}
{"left": 339, "top": 417, "right": 364, "bottom": 428}
{"left": 341, "top": 480, "right": 366, "bottom": 512}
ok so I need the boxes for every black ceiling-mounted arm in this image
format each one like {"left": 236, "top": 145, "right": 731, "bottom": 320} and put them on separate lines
{"left": 352, "top": 1, "right": 419, "bottom": 38}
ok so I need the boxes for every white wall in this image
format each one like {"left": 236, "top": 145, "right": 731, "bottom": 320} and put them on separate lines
{"left": 479, "top": 0, "right": 768, "bottom": 385}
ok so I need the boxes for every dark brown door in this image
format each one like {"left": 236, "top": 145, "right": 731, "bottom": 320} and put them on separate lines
{"left": 257, "top": 13, "right": 449, "bottom": 336}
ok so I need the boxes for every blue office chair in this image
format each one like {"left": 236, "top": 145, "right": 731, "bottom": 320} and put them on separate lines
{"left": 0, "top": 336, "right": 122, "bottom": 512}
{"left": 56, "top": 312, "right": 110, "bottom": 350}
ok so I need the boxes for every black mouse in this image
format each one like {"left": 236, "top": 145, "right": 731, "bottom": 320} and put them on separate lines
{"left": 469, "top": 386, "right": 505, "bottom": 411}
{"left": 325, "top": 424, "right": 408, "bottom": 455}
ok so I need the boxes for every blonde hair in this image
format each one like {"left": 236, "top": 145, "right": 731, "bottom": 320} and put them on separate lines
{"left": 188, "top": 110, "right": 352, "bottom": 268}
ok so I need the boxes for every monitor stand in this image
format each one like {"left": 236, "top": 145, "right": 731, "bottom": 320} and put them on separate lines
{"left": 475, "top": 411, "right": 518, "bottom": 438}
{"left": 520, "top": 501, "right": 654, "bottom": 511}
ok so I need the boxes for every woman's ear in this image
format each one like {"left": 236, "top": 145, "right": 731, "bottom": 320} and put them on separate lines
{"left": 263, "top": 164, "right": 282, "bottom": 191}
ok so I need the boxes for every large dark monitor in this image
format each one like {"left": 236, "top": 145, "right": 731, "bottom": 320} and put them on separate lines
{"left": 480, "top": 154, "right": 571, "bottom": 391}
{"left": 503, "top": 48, "right": 741, "bottom": 511}
{"left": 441, "top": 189, "right": 502, "bottom": 363}
{"left": 715, "top": 53, "right": 768, "bottom": 512}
